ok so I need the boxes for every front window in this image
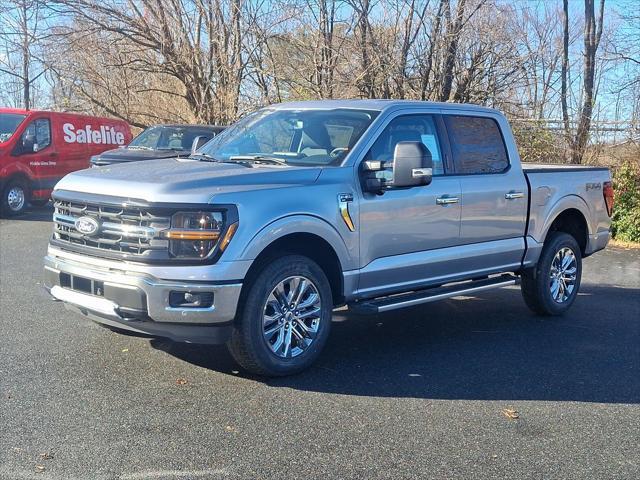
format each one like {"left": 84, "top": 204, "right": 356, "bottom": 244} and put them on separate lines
{"left": 199, "top": 108, "right": 379, "bottom": 166}
{"left": 0, "top": 113, "right": 27, "bottom": 143}
{"left": 129, "top": 126, "right": 214, "bottom": 151}
{"left": 19, "top": 118, "right": 51, "bottom": 154}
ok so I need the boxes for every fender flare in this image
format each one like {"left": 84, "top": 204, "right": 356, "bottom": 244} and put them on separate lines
{"left": 537, "top": 194, "right": 592, "bottom": 244}
{"left": 237, "top": 214, "right": 351, "bottom": 270}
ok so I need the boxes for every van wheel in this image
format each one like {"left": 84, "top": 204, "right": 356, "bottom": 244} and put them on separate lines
{"left": 521, "top": 232, "right": 582, "bottom": 316}
{"left": 1, "top": 178, "right": 29, "bottom": 216}
{"left": 227, "top": 255, "right": 333, "bottom": 376}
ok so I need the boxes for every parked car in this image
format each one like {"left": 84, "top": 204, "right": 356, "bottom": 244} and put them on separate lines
{"left": 89, "top": 124, "right": 225, "bottom": 167}
{"left": 0, "top": 108, "right": 132, "bottom": 216}
{"left": 44, "top": 100, "right": 613, "bottom": 376}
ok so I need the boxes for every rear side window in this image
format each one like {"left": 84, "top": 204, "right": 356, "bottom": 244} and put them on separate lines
{"left": 444, "top": 115, "right": 508, "bottom": 174}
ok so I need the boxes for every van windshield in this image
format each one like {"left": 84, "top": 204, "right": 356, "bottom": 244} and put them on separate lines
{"left": 0, "top": 113, "right": 27, "bottom": 143}
{"left": 129, "top": 126, "right": 214, "bottom": 151}
{"left": 198, "top": 108, "right": 379, "bottom": 166}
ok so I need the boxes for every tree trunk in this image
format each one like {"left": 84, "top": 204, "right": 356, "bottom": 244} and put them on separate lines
{"left": 572, "top": 0, "right": 605, "bottom": 164}
{"left": 561, "top": 0, "right": 570, "bottom": 142}
{"left": 438, "top": 0, "right": 466, "bottom": 102}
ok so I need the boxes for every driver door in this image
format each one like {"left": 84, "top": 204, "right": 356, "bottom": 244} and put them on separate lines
{"left": 357, "top": 113, "right": 462, "bottom": 297}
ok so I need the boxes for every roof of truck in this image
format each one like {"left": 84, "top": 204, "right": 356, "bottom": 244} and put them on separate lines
{"left": 268, "top": 99, "right": 501, "bottom": 114}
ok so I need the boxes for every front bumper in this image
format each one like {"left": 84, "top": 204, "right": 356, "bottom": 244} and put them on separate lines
{"left": 44, "top": 251, "right": 243, "bottom": 344}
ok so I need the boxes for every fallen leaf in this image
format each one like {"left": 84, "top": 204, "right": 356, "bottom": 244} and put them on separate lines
{"left": 503, "top": 408, "right": 519, "bottom": 420}
{"left": 121, "top": 348, "right": 129, "bottom": 353}
{"left": 176, "top": 378, "right": 188, "bottom": 385}
{"left": 35, "top": 465, "right": 46, "bottom": 473}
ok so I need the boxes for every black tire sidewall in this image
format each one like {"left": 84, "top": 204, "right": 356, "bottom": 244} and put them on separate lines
{"left": 234, "top": 255, "right": 333, "bottom": 376}
{"left": 534, "top": 232, "right": 583, "bottom": 315}
{"left": 1, "top": 178, "right": 29, "bottom": 216}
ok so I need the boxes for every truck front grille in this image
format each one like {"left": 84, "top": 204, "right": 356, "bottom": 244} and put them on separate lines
{"left": 53, "top": 199, "right": 171, "bottom": 256}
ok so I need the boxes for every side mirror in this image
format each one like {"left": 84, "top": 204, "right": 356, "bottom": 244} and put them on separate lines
{"left": 22, "top": 134, "right": 36, "bottom": 153}
{"left": 191, "top": 135, "right": 210, "bottom": 154}
{"left": 392, "top": 141, "right": 433, "bottom": 188}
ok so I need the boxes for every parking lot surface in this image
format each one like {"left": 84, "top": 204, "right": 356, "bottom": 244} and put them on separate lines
{"left": 1, "top": 207, "right": 639, "bottom": 479}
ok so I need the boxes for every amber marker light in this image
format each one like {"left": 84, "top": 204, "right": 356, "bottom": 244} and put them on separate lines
{"left": 218, "top": 222, "right": 239, "bottom": 251}
{"left": 162, "top": 230, "right": 221, "bottom": 240}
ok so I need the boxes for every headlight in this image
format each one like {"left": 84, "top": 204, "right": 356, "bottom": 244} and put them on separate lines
{"left": 162, "top": 210, "right": 238, "bottom": 260}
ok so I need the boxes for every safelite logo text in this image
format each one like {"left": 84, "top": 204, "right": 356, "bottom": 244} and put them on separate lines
{"left": 63, "top": 123, "right": 126, "bottom": 145}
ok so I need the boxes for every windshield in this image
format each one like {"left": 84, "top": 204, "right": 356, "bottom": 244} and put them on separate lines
{"left": 0, "top": 113, "right": 27, "bottom": 143}
{"left": 199, "top": 108, "right": 379, "bottom": 166}
{"left": 129, "top": 126, "right": 215, "bottom": 150}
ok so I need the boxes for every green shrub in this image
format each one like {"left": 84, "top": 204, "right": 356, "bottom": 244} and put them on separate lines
{"left": 611, "top": 161, "right": 640, "bottom": 242}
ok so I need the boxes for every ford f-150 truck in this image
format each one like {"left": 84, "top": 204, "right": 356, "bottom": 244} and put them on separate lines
{"left": 44, "top": 100, "right": 613, "bottom": 376}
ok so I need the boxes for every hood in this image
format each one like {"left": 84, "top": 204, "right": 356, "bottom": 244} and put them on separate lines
{"left": 92, "top": 147, "right": 189, "bottom": 165}
{"left": 55, "top": 157, "right": 323, "bottom": 204}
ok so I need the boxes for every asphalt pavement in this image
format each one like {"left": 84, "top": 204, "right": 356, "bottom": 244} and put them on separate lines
{"left": 1, "top": 206, "right": 639, "bottom": 479}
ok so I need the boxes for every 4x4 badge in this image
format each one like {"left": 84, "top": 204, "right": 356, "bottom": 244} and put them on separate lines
{"left": 75, "top": 216, "right": 100, "bottom": 236}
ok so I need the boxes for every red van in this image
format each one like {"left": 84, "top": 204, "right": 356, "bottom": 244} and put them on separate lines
{"left": 0, "top": 108, "right": 132, "bottom": 216}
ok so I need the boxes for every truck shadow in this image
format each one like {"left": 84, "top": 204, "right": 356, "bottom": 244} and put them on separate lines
{"left": 151, "top": 284, "right": 640, "bottom": 404}
{"left": 0, "top": 205, "right": 54, "bottom": 222}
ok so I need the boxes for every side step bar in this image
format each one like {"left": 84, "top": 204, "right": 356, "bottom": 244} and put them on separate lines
{"left": 349, "top": 274, "right": 519, "bottom": 314}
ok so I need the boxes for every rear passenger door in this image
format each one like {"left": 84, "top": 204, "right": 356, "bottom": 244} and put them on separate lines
{"left": 442, "top": 113, "right": 528, "bottom": 271}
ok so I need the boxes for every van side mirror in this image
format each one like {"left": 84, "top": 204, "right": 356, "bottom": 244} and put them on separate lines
{"left": 22, "top": 133, "right": 36, "bottom": 153}
{"left": 191, "top": 135, "right": 210, "bottom": 154}
{"left": 392, "top": 141, "right": 433, "bottom": 188}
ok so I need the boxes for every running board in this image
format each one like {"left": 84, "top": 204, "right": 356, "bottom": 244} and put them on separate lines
{"left": 349, "top": 274, "right": 519, "bottom": 314}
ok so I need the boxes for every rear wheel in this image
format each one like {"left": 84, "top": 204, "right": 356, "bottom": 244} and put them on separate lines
{"left": 1, "top": 178, "right": 29, "bottom": 216}
{"left": 521, "top": 232, "right": 582, "bottom": 316}
{"left": 227, "top": 255, "right": 333, "bottom": 376}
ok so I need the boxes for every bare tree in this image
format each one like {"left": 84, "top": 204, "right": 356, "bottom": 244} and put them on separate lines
{"left": 0, "top": 0, "right": 50, "bottom": 109}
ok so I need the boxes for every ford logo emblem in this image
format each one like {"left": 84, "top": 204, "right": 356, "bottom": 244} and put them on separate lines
{"left": 75, "top": 216, "right": 100, "bottom": 236}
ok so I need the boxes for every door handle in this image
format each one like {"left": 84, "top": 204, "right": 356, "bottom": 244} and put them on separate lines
{"left": 505, "top": 191, "right": 524, "bottom": 200}
{"left": 436, "top": 196, "right": 459, "bottom": 205}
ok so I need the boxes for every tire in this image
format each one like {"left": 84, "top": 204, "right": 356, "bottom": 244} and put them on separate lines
{"left": 227, "top": 255, "right": 333, "bottom": 376}
{"left": 1, "top": 178, "right": 29, "bottom": 217}
{"left": 521, "top": 232, "right": 582, "bottom": 316}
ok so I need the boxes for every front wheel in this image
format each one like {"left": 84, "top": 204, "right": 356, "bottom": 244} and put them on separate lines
{"left": 227, "top": 255, "right": 333, "bottom": 376}
{"left": 1, "top": 178, "right": 29, "bottom": 216}
{"left": 521, "top": 232, "right": 582, "bottom": 316}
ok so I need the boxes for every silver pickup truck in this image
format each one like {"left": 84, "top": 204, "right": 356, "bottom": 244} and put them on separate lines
{"left": 44, "top": 100, "right": 614, "bottom": 376}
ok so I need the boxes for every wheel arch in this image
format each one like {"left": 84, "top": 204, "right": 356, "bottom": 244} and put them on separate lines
{"left": 543, "top": 207, "right": 589, "bottom": 255}
{"left": 240, "top": 230, "right": 346, "bottom": 307}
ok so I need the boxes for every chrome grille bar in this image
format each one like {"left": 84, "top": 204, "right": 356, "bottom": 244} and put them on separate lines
{"left": 53, "top": 199, "right": 170, "bottom": 256}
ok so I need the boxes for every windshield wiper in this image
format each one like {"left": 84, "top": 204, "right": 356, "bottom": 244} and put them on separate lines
{"left": 189, "top": 153, "right": 220, "bottom": 162}
{"left": 127, "top": 145, "right": 153, "bottom": 150}
{"left": 226, "top": 155, "right": 288, "bottom": 166}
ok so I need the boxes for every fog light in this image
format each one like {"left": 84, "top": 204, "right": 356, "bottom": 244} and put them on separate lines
{"left": 169, "top": 291, "right": 214, "bottom": 308}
